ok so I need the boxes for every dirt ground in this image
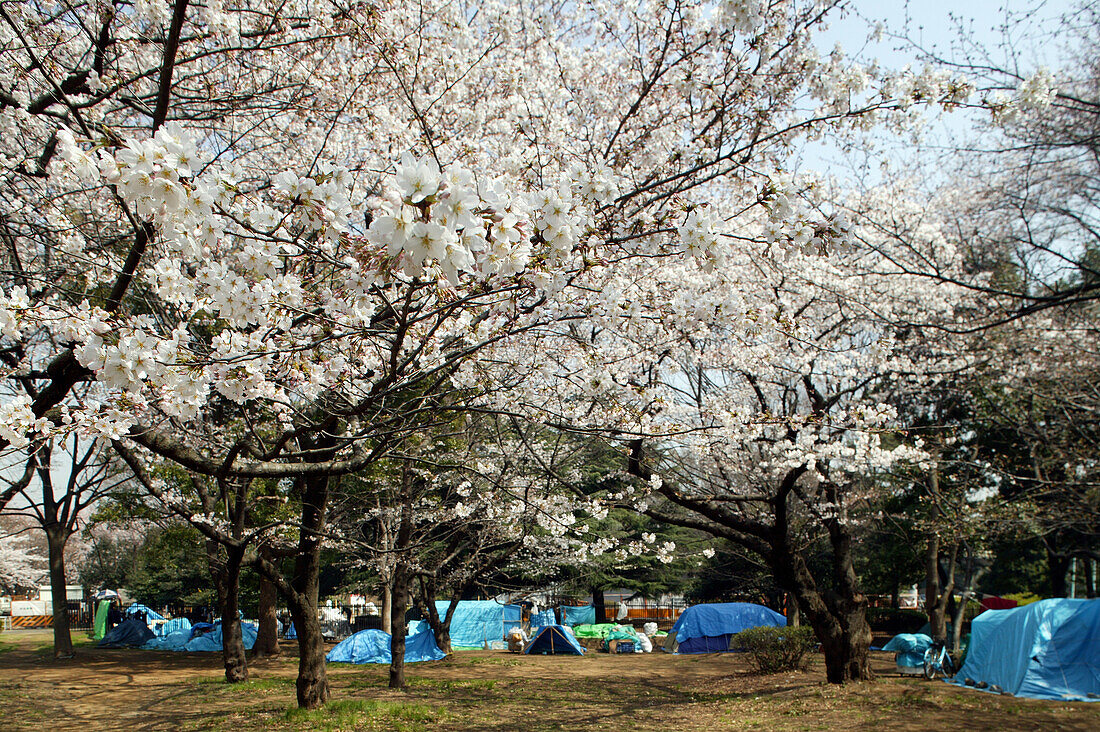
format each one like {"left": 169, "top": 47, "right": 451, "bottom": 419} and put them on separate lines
{"left": 1, "top": 629, "right": 1096, "bottom": 731}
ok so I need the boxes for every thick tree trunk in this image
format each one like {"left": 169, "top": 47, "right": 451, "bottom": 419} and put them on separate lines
{"left": 771, "top": 530, "right": 873, "bottom": 683}
{"left": 290, "top": 472, "right": 331, "bottom": 709}
{"left": 46, "top": 526, "right": 73, "bottom": 659}
{"left": 419, "top": 584, "right": 456, "bottom": 655}
{"left": 592, "top": 588, "right": 606, "bottom": 623}
{"left": 381, "top": 582, "right": 392, "bottom": 634}
{"left": 252, "top": 556, "right": 280, "bottom": 658}
{"left": 220, "top": 545, "right": 249, "bottom": 683}
{"left": 389, "top": 573, "right": 409, "bottom": 689}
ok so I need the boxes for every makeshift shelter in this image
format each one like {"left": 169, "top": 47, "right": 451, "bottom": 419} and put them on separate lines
{"left": 951, "top": 598, "right": 1100, "bottom": 701}
{"left": 530, "top": 609, "right": 557, "bottom": 628}
{"left": 154, "top": 617, "right": 192, "bottom": 637}
{"left": 125, "top": 603, "right": 165, "bottom": 622}
{"left": 667, "top": 602, "right": 786, "bottom": 653}
{"left": 525, "top": 624, "right": 585, "bottom": 655}
{"left": 434, "top": 600, "right": 521, "bottom": 649}
{"left": 99, "top": 617, "right": 155, "bottom": 648}
{"left": 882, "top": 633, "right": 934, "bottom": 675}
{"left": 326, "top": 627, "right": 446, "bottom": 664}
{"left": 561, "top": 605, "right": 596, "bottom": 626}
{"left": 141, "top": 621, "right": 257, "bottom": 652}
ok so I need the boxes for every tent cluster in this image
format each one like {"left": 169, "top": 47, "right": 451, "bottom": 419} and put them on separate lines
{"left": 327, "top": 626, "right": 447, "bottom": 664}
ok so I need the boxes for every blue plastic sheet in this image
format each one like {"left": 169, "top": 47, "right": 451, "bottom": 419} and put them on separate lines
{"left": 525, "top": 625, "right": 584, "bottom": 655}
{"left": 530, "top": 609, "right": 557, "bottom": 627}
{"left": 882, "top": 632, "right": 934, "bottom": 670}
{"left": 434, "top": 600, "right": 520, "bottom": 648}
{"left": 671, "top": 603, "right": 785, "bottom": 653}
{"left": 142, "top": 621, "right": 257, "bottom": 652}
{"left": 951, "top": 598, "right": 1099, "bottom": 701}
{"left": 154, "top": 618, "right": 192, "bottom": 637}
{"left": 125, "top": 603, "right": 165, "bottom": 621}
{"left": 326, "top": 627, "right": 446, "bottom": 664}
{"left": 561, "top": 605, "right": 596, "bottom": 626}
{"left": 99, "top": 618, "right": 155, "bottom": 647}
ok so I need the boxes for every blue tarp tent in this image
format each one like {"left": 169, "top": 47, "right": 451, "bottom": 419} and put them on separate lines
{"left": 951, "top": 598, "right": 1099, "bottom": 701}
{"left": 882, "top": 633, "right": 934, "bottom": 673}
{"left": 435, "top": 600, "right": 521, "bottom": 649}
{"left": 154, "top": 617, "right": 192, "bottom": 637}
{"left": 561, "top": 605, "right": 596, "bottom": 626}
{"left": 670, "top": 602, "right": 786, "bottom": 653}
{"left": 326, "top": 627, "right": 446, "bottom": 664}
{"left": 99, "top": 618, "right": 155, "bottom": 648}
{"left": 530, "top": 609, "right": 557, "bottom": 627}
{"left": 125, "top": 603, "right": 165, "bottom": 621}
{"left": 142, "top": 621, "right": 257, "bottom": 652}
{"left": 525, "top": 624, "right": 584, "bottom": 655}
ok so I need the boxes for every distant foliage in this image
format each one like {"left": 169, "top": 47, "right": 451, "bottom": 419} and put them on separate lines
{"left": 733, "top": 626, "right": 817, "bottom": 674}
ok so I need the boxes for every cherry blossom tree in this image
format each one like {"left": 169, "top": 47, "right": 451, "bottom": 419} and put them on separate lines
{"left": 1, "top": 0, "right": 974, "bottom": 704}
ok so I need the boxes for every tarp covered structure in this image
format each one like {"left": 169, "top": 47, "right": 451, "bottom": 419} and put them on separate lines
{"left": 669, "top": 602, "right": 786, "bottom": 654}
{"left": 125, "top": 603, "right": 165, "bottom": 621}
{"left": 326, "top": 627, "right": 446, "bottom": 664}
{"left": 882, "top": 633, "right": 934, "bottom": 673}
{"left": 530, "top": 609, "right": 557, "bottom": 627}
{"left": 99, "top": 617, "right": 155, "bottom": 648}
{"left": 154, "top": 617, "right": 192, "bottom": 637}
{"left": 434, "top": 600, "right": 521, "bottom": 649}
{"left": 951, "top": 598, "right": 1100, "bottom": 701}
{"left": 561, "top": 605, "right": 596, "bottom": 626}
{"left": 141, "top": 621, "right": 257, "bottom": 652}
{"left": 525, "top": 624, "right": 585, "bottom": 655}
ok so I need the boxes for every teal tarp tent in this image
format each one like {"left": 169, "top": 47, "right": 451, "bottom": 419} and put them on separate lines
{"left": 435, "top": 600, "right": 521, "bottom": 649}
{"left": 326, "top": 627, "right": 446, "bottom": 664}
{"left": 525, "top": 624, "right": 585, "bottom": 655}
{"left": 951, "top": 598, "right": 1099, "bottom": 701}
{"left": 561, "top": 605, "right": 596, "bottom": 626}
{"left": 141, "top": 621, "right": 257, "bottom": 651}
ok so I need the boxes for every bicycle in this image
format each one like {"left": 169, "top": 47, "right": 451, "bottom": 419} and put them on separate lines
{"left": 923, "top": 638, "right": 955, "bottom": 680}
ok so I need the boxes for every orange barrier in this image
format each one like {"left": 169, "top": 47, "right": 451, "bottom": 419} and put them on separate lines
{"left": 10, "top": 615, "right": 53, "bottom": 628}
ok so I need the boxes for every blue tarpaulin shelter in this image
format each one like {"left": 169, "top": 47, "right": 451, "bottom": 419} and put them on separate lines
{"left": 561, "top": 605, "right": 596, "bottom": 626}
{"left": 882, "top": 633, "right": 934, "bottom": 673}
{"left": 951, "top": 598, "right": 1099, "bottom": 701}
{"left": 142, "top": 621, "right": 257, "bottom": 652}
{"left": 435, "top": 600, "right": 521, "bottom": 649}
{"left": 670, "top": 602, "right": 786, "bottom": 653}
{"left": 326, "top": 627, "right": 446, "bottom": 664}
{"left": 125, "top": 603, "right": 165, "bottom": 621}
{"left": 99, "top": 618, "right": 156, "bottom": 647}
{"left": 525, "top": 624, "right": 585, "bottom": 655}
{"left": 154, "top": 617, "right": 192, "bottom": 637}
{"left": 530, "top": 609, "right": 557, "bottom": 627}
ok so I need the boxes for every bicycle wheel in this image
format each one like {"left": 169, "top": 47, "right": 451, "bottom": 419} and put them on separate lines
{"left": 923, "top": 648, "right": 938, "bottom": 680}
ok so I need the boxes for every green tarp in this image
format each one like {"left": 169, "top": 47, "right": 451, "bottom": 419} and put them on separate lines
{"left": 571, "top": 623, "right": 620, "bottom": 638}
{"left": 93, "top": 600, "right": 110, "bottom": 640}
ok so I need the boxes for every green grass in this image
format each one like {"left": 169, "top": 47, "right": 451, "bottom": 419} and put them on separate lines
{"left": 283, "top": 699, "right": 442, "bottom": 731}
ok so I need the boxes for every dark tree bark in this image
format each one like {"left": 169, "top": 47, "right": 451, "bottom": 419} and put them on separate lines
{"left": 924, "top": 536, "right": 957, "bottom": 642}
{"left": 288, "top": 471, "right": 331, "bottom": 708}
{"left": 45, "top": 525, "right": 73, "bottom": 659}
{"left": 389, "top": 477, "right": 413, "bottom": 690}
{"left": 381, "top": 583, "right": 392, "bottom": 634}
{"left": 592, "top": 588, "right": 606, "bottom": 623}
{"left": 1047, "top": 547, "right": 1070, "bottom": 597}
{"left": 251, "top": 548, "right": 280, "bottom": 658}
{"left": 220, "top": 544, "right": 248, "bottom": 683}
{"left": 416, "top": 578, "right": 457, "bottom": 655}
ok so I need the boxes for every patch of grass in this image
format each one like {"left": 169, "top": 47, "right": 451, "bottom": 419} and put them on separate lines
{"left": 408, "top": 677, "right": 497, "bottom": 691}
{"left": 283, "top": 699, "right": 441, "bottom": 731}
{"left": 190, "top": 676, "right": 296, "bottom": 692}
